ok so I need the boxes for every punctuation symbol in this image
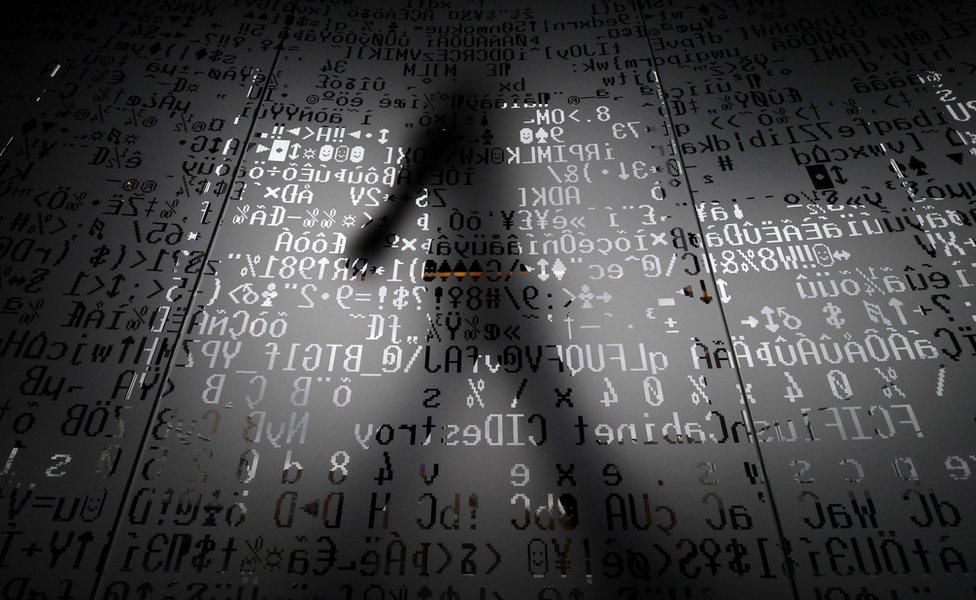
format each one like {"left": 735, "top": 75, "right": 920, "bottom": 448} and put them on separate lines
{"left": 511, "top": 378, "right": 527, "bottom": 408}
{"left": 129, "top": 305, "right": 148, "bottom": 327}
{"left": 241, "top": 254, "right": 261, "bottom": 277}
{"left": 466, "top": 378, "right": 485, "bottom": 407}
{"left": 160, "top": 199, "right": 177, "bottom": 218}
{"left": 875, "top": 366, "right": 906, "bottom": 399}
{"left": 304, "top": 208, "right": 320, "bottom": 228}
{"left": 823, "top": 302, "right": 845, "bottom": 329}
{"left": 931, "top": 293, "right": 953, "bottom": 321}
{"left": 736, "top": 250, "right": 759, "bottom": 272}
{"left": 317, "top": 208, "right": 336, "bottom": 227}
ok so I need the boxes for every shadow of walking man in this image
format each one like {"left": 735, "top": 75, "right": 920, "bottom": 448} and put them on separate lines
{"left": 341, "top": 74, "right": 682, "bottom": 595}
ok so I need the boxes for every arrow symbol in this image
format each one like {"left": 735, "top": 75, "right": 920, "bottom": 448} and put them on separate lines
{"left": 551, "top": 258, "right": 567, "bottom": 280}
{"left": 537, "top": 258, "right": 549, "bottom": 281}
{"left": 89, "top": 275, "right": 106, "bottom": 295}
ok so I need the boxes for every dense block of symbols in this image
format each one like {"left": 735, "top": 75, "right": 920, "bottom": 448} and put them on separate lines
{"left": 1, "top": 1, "right": 975, "bottom": 598}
